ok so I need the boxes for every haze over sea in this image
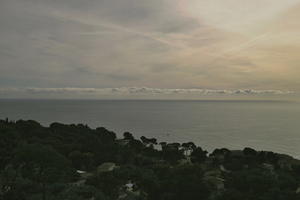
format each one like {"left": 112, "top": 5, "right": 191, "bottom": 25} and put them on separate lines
{"left": 1, "top": 99, "right": 300, "bottom": 158}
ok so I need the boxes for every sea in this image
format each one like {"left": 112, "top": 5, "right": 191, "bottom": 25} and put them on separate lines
{"left": 0, "top": 99, "right": 299, "bottom": 158}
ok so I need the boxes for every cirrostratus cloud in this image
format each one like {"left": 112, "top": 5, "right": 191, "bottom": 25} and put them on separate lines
{"left": 0, "top": 0, "right": 300, "bottom": 98}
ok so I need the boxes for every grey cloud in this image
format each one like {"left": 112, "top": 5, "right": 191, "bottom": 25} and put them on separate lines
{"left": 0, "top": 87, "right": 294, "bottom": 97}
{"left": 71, "top": 0, "right": 200, "bottom": 32}
{"left": 0, "top": 0, "right": 190, "bottom": 89}
{"left": 14, "top": 0, "right": 200, "bottom": 33}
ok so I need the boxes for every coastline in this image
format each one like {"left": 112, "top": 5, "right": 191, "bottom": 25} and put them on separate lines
{"left": 1, "top": 119, "right": 300, "bottom": 199}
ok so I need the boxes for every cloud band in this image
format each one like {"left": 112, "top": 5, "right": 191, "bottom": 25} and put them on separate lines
{"left": 0, "top": 87, "right": 294, "bottom": 97}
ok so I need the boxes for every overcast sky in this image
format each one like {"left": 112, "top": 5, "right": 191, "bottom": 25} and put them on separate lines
{"left": 1, "top": 0, "right": 300, "bottom": 99}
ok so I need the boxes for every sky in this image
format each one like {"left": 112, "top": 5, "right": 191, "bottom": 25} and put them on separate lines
{"left": 0, "top": 0, "right": 300, "bottom": 99}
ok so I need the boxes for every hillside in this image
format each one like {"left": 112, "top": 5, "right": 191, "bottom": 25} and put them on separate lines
{"left": 0, "top": 119, "right": 300, "bottom": 200}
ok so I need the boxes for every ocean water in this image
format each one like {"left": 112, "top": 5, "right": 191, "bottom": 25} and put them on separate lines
{"left": 0, "top": 99, "right": 299, "bottom": 158}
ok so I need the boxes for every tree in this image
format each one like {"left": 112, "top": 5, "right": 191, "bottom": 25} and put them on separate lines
{"left": 243, "top": 147, "right": 257, "bottom": 156}
{"left": 159, "top": 142, "right": 167, "bottom": 149}
{"left": 181, "top": 142, "right": 196, "bottom": 156}
{"left": 0, "top": 164, "right": 30, "bottom": 200}
{"left": 0, "top": 125, "right": 19, "bottom": 169}
{"left": 161, "top": 143, "right": 184, "bottom": 164}
{"left": 140, "top": 136, "right": 157, "bottom": 147}
{"left": 68, "top": 150, "right": 94, "bottom": 171}
{"left": 14, "top": 143, "right": 74, "bottom": 200}
{"left": 128, "top": 139, "right": 144, "bottom": 153}
{"left": 158, "top": 165, "right": 210, "bottom": 200}
{"left": 124, "top": 132, "right": 135, "bottom": 140}
{"left": 95, "top": 127, "right": 116, "bottom": 142}
{"left": 57, "top": 185, "right": 108, "bottom": 200}
{"left": 191, "top": 147, "right": 207, "bottom": 163}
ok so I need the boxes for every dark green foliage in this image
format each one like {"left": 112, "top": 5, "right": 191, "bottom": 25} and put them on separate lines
{"left": 191, "top": 147, "right": 208, "bottom": 163}
{"left": 161, "top": 143, "right": 184, "bottom": 164}
{"left": 13, "top": 143, "right": 75, "bottom": 200}
{"left": 69, "top": 150, "right": 94, "bottom": 171}
{"left": 95, "top": 127, "right": 117, "bottom": 142}
{"left": 0, "top": 124, "right": 19, "bottom": 168}
{"left": 243, "top": 147, "right": 257, "bottom": 156}
{"left": 156, "top": 165, "right": 210, "bottom": 200}
{"left": 14, "top": 143, "right": 73, "bottom": 182}
{"left": 0, "top": 119, "right": 299, "bottom": 200}
{"left": 140, "top": 136, "right": 157, "bottom": 146}
{"left": 57, "top": 185, "right": 108, "bottom": 200}
{"left": 181, "top": 142, "right": 196, "bottom": 156}
{"left": 124, "top": 132, "right": 135, "bottom": 140}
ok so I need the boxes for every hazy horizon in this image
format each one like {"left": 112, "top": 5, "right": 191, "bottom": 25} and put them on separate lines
{"left": 1, "top": 99, "right": 299, "bottom": 158}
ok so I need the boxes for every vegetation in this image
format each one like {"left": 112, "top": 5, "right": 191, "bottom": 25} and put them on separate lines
{"left": 0, "top": 119, "right": 300, "bottom": 200}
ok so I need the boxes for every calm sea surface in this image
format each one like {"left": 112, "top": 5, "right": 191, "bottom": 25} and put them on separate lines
{"left": 0, "top": 99, "right": 299, "bottom": 158}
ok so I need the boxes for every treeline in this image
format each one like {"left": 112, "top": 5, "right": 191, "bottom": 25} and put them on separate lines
{"left": 0, "top": 119, "right": 300, "bottom": 200}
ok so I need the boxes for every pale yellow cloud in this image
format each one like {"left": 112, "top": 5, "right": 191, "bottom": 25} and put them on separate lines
{"left": 169, "top": 0, "right": 300, "bottom": 91}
